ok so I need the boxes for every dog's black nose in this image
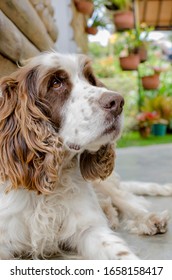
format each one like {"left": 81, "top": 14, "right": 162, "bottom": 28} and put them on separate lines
{"left": 98, "top": 92, "right": 124, "bottom": 117}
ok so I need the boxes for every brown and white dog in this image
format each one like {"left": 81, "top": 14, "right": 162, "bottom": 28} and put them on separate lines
{"left": 0, "top": 52, "right": 171, "bottom": 259}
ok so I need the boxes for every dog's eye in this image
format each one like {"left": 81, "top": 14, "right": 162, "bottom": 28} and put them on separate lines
{"left": 52, "top": 78, "right": 62, "bottom": 89}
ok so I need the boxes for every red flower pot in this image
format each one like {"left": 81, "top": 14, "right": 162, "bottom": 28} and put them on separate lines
{"left": 85, "top": 26, "right": 98, "bottom": 35}
{"left": 113, "top": 11, "right": 134, "bottom": 31}
{"left": 74, "top": 0, "right": 94, "bottom": 16}
{"left": 141, "top": 74, "right": 160, "bottom": 90}
{"left": 119, "top": 54, "right": 140, "bottom": 70}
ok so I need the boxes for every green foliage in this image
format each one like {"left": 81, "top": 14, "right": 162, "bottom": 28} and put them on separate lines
{"left": 92, "top": 56, "right": 117, "bottom": 78}
{"left": 90, "top": 16, "right": 106, "bottom": 28}
{"left": 88, "top": 12, "right": 108, "bottom": 28}
{"left": 159, "top": 72, "right": 172, "bottom": 96}
{"left": 141, "top": 95, "right": 172, "bottom": 123}
{"left": 138, "top": 60, "right": 171, "bottom": 77}
{"left": 117, "top": 131, "right": 172, "bottom": 148}
{"left": 138, "top": 63, "right": 155, "bottom": 77}
{"left": 88, "top": 42, "right": 109, "bottom": 58}
{"left": 108, "top": 0, "right": 131, "bottom": 9}
{"left": 114, "top": 30, "right": 143, "bottom": 56}
{"left": 113, "top": 26, "right": 154, "bottom": 57}
{"left": 94, "top": 0, "right": 132, "bottom": 10}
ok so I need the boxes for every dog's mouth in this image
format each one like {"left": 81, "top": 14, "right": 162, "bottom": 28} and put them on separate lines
{"left": 102, "top": 115, "right": 121, "bottom": 136}
{"left": 65, "top": 115, "right": 122, "bottom": 152}
{"left": 66, "top": 142, "right": 81, "bottom": 151}
{"left": 103, "top": 123, "right": 117, "bottom": 135}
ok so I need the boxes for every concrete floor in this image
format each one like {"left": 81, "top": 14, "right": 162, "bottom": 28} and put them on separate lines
{"left": 116, "top": 144, "right": 172, "bottom": 259}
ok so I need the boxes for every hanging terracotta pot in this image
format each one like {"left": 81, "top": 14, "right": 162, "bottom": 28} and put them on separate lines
{"left": 113, "top": 11, "right": 134, "bottom": 31}
{"left": 138, "top": 45, "right": 147, "bottom": 63}
{"left": 74, "top": 0, "right": 94, "bottom": 16}
{"left": 85, "top": 26, "right": 98, "bottom": 35}
{"left": 141, "top": 73, "right": 160, "bottom": 90}
{"left": 119, "top": 54, "right": 140, "bottom": 70}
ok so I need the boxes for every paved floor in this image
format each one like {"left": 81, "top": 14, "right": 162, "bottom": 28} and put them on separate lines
{"left": 116, "top": 144, "right": 172, "bottom": 259}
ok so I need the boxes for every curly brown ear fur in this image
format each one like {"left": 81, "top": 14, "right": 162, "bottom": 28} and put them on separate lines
{"left": 80, "top": 144, "right": 115, "bottom": 181}
{"left": 0, "top": 71, "right": 64, "bottom": 194}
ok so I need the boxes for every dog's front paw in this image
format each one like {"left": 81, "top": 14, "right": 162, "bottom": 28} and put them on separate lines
{"left": 145, "top": 210, "right": 169, "bottom": 235}
{"left": 125, "top": 210, "right": 169, "bottom": 235}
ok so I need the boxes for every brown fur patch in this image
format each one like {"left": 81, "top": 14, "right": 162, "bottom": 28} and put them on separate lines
{"left": 117, "top": 251, "right": 130, "bottom": 257}
{"left": 0, "top": 62, "right": 69, "bottom": 194}
{"left": 80, "top": 144, "right": 115, "bottom": 181}
{"left": 82, "top": 58, "right": 105, "bottom": 88}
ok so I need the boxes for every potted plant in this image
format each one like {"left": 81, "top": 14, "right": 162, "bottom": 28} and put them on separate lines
{"left": 142, "top": 73, "right": 160, "bottom": 90}
{"left": 152, "top": 117, "right": 168, "bottom": 136}
{"left": 86, "top": 13, "right": 107, "bottom": 35}
{"left": 141, "top": 95, "right": 172, "bottom": 136}
{"left": 74, "top": 0, "right": 94, "bottom": 16}
{"left": 110, "top": 0, "right": 134, "bottom": 31}
{"left": 139, "top": 61, "right": 170, "bottom": 90}
{"left": 114, "top": 30, "right": 140, "bottom": 70}
{"left": 137, "top": 111, "right": 158, "bottom": 138}
{"left": 93, "top": 0, "right": 133, "bottom": 30}
{"left": 139, "top": 63, "right": 160, "bottom": 89}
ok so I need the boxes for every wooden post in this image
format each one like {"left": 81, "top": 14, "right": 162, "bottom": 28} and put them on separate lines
{"left": 0, "top": 11, "right": 39, "bottom": 63}
{"left": 0, "top": 0, "right": 54, "bottom": 51}
{"left": 30, "top": 0, "right": 57, "bottom": 42}
{"left": 0, "top": 54, "right": 17, "bottom": 78}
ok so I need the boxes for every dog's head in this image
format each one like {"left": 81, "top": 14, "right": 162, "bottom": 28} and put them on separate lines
{"left": 0, "top": 52, "right": 124, "bottom": 193}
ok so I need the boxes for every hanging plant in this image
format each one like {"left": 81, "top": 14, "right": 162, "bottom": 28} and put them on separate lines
{"left": 119, "top": 54, "right": 140, "bottom": 70}
{"left": 86, "top": 26, "right": 98, "bottom": 34}
{"left": 141, "top": 74, "right": 160, "bottom": 90}
{"left": 138, "top": 63, "right": 167, "bottom": 90}
{"left": 86, "top": 12, "right": 108, "bottom": 35}
{"left": 114, "top": 30, "right": 141, "bottom": 70}
{"left": 113, "top": 10, "right": 134, "bottom": 31}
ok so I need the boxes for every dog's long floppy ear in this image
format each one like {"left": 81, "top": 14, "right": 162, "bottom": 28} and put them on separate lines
{"left": 0, "top": 70, "right": 64, "bottom": 194}
{"left": 80, "top": 144, "right": 115, "bottom": 181}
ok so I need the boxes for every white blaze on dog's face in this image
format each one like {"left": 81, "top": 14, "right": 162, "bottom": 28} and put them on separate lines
{"left": 43, "top": 53, "right": 124, "bottom": 152}
{"left": 24, "top": 52, "right": 124, "bottom": 152}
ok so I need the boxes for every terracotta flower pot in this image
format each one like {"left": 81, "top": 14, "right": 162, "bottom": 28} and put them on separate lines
{"left": 119, "top": 54, "right": 140, "bottom": 70}
{"left": 113, "top": 11, "right": 134, "bottom": 31}
{"left": 74, "top": 0, "right": 94, "bottom": 16}
{"left": 138, "top": 45, "right": 147, "bottom": 63}
{"left": 85, "top": 26, "right": 98, "bottom": 35}
{"left": 141, "top": 74, "right": 160, "bottom": 90}
{"left": 139, "top": 126, "right": 151, "bottom": 138}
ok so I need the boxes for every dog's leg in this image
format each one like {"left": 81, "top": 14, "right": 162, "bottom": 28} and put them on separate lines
{"left": 120, "top": 181, "right": 172, "bottom": 196}
{"left": 66, "top": 182, "right": 138, "bottom": 259}
{"left": 94, "top": 175, "right": 169, "bottom": 236}
{"left": 74, "top": 226, "right": 139, "bottom": 260}
{"left": 97, "top": 196, "right": 119, "bottom": 229}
